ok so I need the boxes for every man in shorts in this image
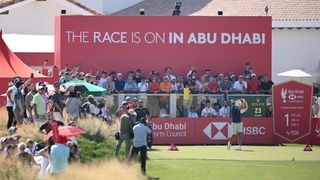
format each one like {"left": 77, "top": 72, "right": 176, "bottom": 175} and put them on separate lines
{"left": 227, "top": 100, "right": 243, "bottom": 151}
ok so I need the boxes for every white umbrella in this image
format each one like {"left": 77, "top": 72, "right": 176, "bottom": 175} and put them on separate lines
{"left": 277, "top": 67, "right": 320, "bottom": 78}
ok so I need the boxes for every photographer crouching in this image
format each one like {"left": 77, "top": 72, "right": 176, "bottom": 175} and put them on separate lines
{"left": 130, "top": 117, "right": 152, "bottom": 176}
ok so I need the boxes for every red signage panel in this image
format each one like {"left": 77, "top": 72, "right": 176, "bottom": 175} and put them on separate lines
{"left": 273, "top": 81, "right": 313, "bottom": 143}
{"left": 55, "top": 16, "right": 271, "bottom": 76}
{"left": 151, "top": 118, "right": 274, "bottom": 145}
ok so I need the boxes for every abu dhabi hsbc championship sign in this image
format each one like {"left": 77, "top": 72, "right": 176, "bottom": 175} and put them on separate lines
{"left": 203, "top": 122, "right": 232, "bottom": 140}
{"left": 273, "top": 81, "right": 313, "bottom": 143}
{"left": 55, "top": 16, "right": 271, "bottom": 76}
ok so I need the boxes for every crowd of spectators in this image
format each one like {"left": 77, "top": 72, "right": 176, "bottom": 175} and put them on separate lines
{"left": 58, "top": 63, "right": 274, "bottom": 95}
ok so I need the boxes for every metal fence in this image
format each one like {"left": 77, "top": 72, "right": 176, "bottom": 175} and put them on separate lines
{"left": 109, "top": 93, "right": 272, "bottom": 118}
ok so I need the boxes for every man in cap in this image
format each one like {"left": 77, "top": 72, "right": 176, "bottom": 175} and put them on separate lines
{"left": 114, "top": 107, "right": 135, "bottom": 160}
{"left": 130, "top": 117, "right": 152, "bottom": 175}
{"left": 49, "top": 135, "right": 70, "bottom": 175}
{"left": 52, "top": 82, "right": 64, "bottom": 121}
{"left": 247, "top": 73, "right": 260, "bottom": 94}
{"left": 114, "top": 101, "right": 129, "bottom": 118}
{"left": 8, "top": 126, "right": 17, "bottom": 136}
{"left": 33, "top": 84, "right": 47, "bottom": 122}
{"left": 7, "top": 74, "right": 33, "bottom": 128}
{"left": 134, "top": 99, "right": 150, "bottom": 123}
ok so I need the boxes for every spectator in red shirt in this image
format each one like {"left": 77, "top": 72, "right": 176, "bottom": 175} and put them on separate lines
{"left": 207, "top": 78, "right": 219, "bottom": 94}
{"left": 247, "top": 73, "right": 260, "bottom": 94}
{"left": 149, "top": 77, "right": 160, "bottom": 93}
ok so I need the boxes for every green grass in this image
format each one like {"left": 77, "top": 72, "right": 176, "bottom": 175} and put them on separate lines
{"left": 144, "top": 145, "right": 320, "bottom": 180}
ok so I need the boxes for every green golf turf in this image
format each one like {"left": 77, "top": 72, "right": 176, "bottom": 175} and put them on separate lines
{"left": 143, "top": 145, "right": 320, "bottom": 180}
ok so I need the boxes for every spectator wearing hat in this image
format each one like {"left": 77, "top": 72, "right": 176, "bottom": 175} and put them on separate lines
{"left": 130, "top": 117, "right": 152, "bottom": 175}
{"left": 25, "top": 84, "right": 37, "bottom": 122}
{"left": 13, "top": 81, "right": 26, "bottom": 125}
{"left": 266, "top": 102, "right": 273, "bottom": 117}
{"left": 131, "top": 98, "right": 138, "bottom": 109}
{"left": 114, "top": 73, "right": 125, "bottom": 93}
{"left": 8, "top": 126, "right": 17, "bottom": 136}
{"left": 84, "top": 73, "right": 91, "bottom": 83}
{"left": 114, "top": 101, "right": 129, "bottom": 118}
{"left": 114, "top": 107, "right": 135, "bottom": 160}
{"left": 6, "top": 74, "right": 33, "bottom": 128}
{"left": 49, "top": 136, "right": 70, "bottom": 175}
{"left": 60, "top": 72, "right": 70, "bottom": 84}
{"left": 81, "top": 95, "right": 97, "bottom": 118}
{"left": 52, "top": 82, "right": 64, "bottom": 121}
{"left": 96, "top": 97, "right": 111, "bottom": 122}
{"left": 134, "top": 99, "right": 150, "bottom": 123}
{"left": 233, "top": 75, "right": 248, "bottom": 94}
{"left": 17, "top": 142, "right": 37, "bottom": 167}
{"left": 247, "top": 73, "right": 260, "bottom": 94}
{"left": 32, "top": 84, "right": 47, "bottom": 122}
{"left": 201, "top": 100, "right": 216, "bottom": 117}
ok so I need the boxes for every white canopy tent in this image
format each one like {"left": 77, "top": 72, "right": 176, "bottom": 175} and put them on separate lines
{"left": 2, "top": 34, "right": 54, "bottom": 53}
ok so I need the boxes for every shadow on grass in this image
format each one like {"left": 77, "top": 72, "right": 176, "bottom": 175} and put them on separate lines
{"left": 237, "top": 149, "right": 255, "bottom": 152}
{"left": 148, "top": 148, "right": 161, "bottom": 152}
{"left": 147, "top": 176, "right": 160, "bottom": 180}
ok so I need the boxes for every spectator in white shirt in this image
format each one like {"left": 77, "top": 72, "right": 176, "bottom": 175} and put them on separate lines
{"left": 233, "top": 75, "right": 247, "bottom": 93}
{"left": 138, "top": 78, "right": 149, "bottom": 93}
{"left": 201, "top": 100, "right": 217, "bottom": 117}
{"left": 219, "top": 100, "right": 230, "bottom": 118}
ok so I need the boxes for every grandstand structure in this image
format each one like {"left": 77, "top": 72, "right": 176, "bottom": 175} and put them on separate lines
{"left": 0, "top": 0, "right": 319, "bottom": 84}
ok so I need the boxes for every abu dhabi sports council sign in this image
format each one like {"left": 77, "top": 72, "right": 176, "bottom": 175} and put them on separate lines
{"left": 151, "top": 118, "right": 273, "bottom": 145}
{"left": 55, "top": 16, "right": 271, "bottom": 76}
{"left": 273, "top": 81, "right": 313, "bottom": 143}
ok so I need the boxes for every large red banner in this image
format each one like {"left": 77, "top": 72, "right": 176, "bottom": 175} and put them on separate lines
{"left": 151, "top": 118, "right": 274, "bottom": 145}
{"left": 55, "top": 16, "right": 271, "bottom": 76}
{"left": 273, "top": 81, "right": 313, "bottom": 143}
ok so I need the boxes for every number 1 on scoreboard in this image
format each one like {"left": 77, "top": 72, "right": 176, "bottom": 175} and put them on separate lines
{"left": 285, "top": 114, "right": 289, "bottom": 127}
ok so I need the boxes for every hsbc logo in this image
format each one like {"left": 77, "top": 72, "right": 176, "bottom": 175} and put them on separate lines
{"left": 203, "top": 122, "right": 267, "bottom": 140}
{"left": 203, "top": 122, "right": 232, "bottom": 140}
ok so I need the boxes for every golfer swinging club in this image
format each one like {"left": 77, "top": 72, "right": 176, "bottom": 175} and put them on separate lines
{"left": 227, "top": 100, "right": 242, "bottom": 151}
